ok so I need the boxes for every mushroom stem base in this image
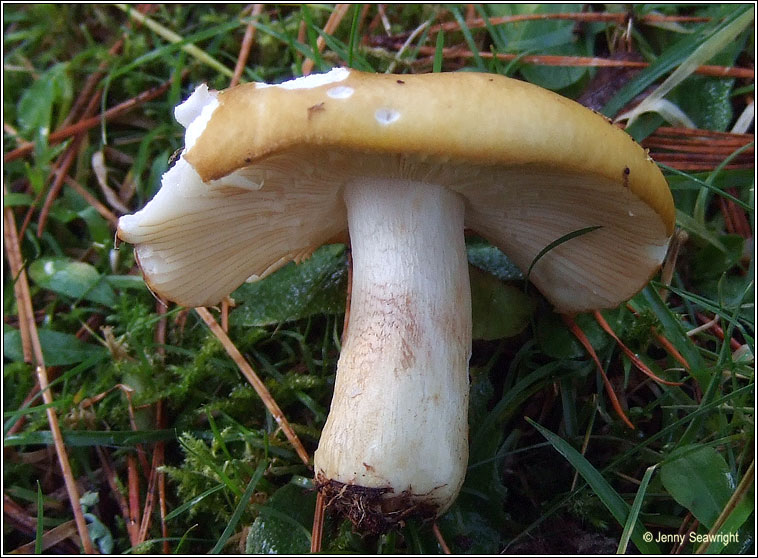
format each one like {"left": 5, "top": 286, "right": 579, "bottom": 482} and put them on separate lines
{"left": 315, "top": 472, "right": 437, "bottom": 535}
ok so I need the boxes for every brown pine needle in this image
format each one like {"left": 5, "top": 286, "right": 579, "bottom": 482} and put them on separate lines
{"left": 624, "top": 303, "right": 693, "bottom": 372}
{"left": 4, "top": 75, "right": 180, "bottom": 163}
{"left": 654, "top": 332, "right": 692, "bottom": 372}
{"left": 3, "top": 190, "right": 96, "bottom": 554}
{"left": 64, "top": 176, "right": 120, "bottom": 225}
{"left": 60, "top": 37, "right": 125, "bottom": 129}
{"left": 36, "top": 137, "right": 85, "bottom": 238}
{"left": 138, "top": 448, "right": 161, "bottom": 544}
{"left": 9, "top": 520, "right": 81, "bottom": 555}
{"left": 230, "top": 4, "right": 263, "bottom": 87}
{"left": 696, "top": 312, "right": 742, "bottom": 351}
{"left": 674, "top": 512, "right": 698, "bottom": 554}
{"left": 127, "top": 454, "right": 142, "bottom": 541}
{"left": 156, "top": 400, "right": 170, "bottom": 554}
{"left": 424, "top": 11, "right": 711, "bottom": 36}
{"left": 380, "top": 42, "right": 753, "bottom": 79}
{"left": 302, "top": 3, "right": 351, "bottom": 75}
{"left": 695, "top": 459, "right": 755, "bottom": 554}
{"left": 195, "top": 306, "right": 311, "bottom": 465}
{"left": 562, "top": 315, "right": 635, "bottom": 429}
{"left": 310, "top": 491, "right": 325, "bottom": 553}
{"left": 433, "top": 522, "right": 452, "bottom": 554}
{"left": 719, "top": 187, "right": 752, "bottom": 240}
{"left": 593, "top": 311, "right": 683, "bottom": 386}
{"left": 97, "top": 447, "right": 140, "bottom": 547}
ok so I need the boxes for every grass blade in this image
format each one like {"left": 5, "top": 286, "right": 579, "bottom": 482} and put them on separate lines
{"left": 525, "top": 226, "right": 602, "bottom": 284}
{"left": 602, "top": 5, "right": 753, "bottom": 118}
{"left": 449, "top": 6, "right": 486, "bottom": 71}
{"left": 617, "top": 6, "right": 754, "bottom": 127}
{"left": 617, "top": 465, "right": 658, "bottom": 554}
{"left": 116, "top": 4, "right": 235, "bottom": 78}
{"left": 35, "top": 481, "right": 44, "bottom": 554}
{"left": 347, "top": 4, "right": 361, "bottom": 68}
{"left": 636, "top": 285, "right": 706, "bottom": 375}
{"left": 527, "top": 418, "right": 660, "bottom": 554}
{"left": 164, "top": 484, "right": 225, "bottom": 521}
{"left": 433, "top": 30, "right": 445, "bottom": 73}
{"left": 210, "top": 460, "right": 267, "bottom": 554}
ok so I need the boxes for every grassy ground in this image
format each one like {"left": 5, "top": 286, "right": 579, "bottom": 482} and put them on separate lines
{"left": 3, "top": 4, "right": 754, "bottom": 554}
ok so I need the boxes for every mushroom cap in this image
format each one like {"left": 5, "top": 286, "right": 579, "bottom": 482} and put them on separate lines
{"left": 117, "top": 68, "right": 674, "bottom": 313}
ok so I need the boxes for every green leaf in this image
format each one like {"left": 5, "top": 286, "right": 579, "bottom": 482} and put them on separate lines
{"left": 104, "top": 274, "right": 150, "bottom": 291}
{"left": 691, "top": 235, "right": 745, "bottom": 279}
{"left": 3, "top": 328, "right": 107, "bottom": 366}
{"left": 675, "top": 210, "right": 727, "bottom": 251}
{"left": 3, "top": 193, "right": 34, "bottom": 207}
{"left": 485, "top": 3, "right": 589, "bottom": 90}
{"left": 230, "top": 244, "right": 347, "bottom": 327}
{"left": 634, "top": 286, "right": 707, "bottom": 382}
{"left": 245, "top": 483, "right": 315, "bottom": 554}
{"left": 83, "top": 512, "right": 114, "bottom": 555}
{"left": 16, "top": 63, "right": 69, "bottom": 134}
{"left": 527, "top": 418, "right": 660, "bottom": 554}
{"left": 450, "top": 6, "right": 485, "bottom": 71}
{"left": 437, "top": 506, "right": 502, "bottom": 554}
{"left": 466, "top": 236, "right": 523, "bottom": 281}
{"left": 77, "top": 206, "right": 111, "bottom": 246}
{"left": 536, "top": 309, "right": 609, "bottom": 360}
{"left": 433, "top": 29, "right": 445, "bottom": 73}
{"left": 471, "top": 361, "right": 565, "bottom": 456}
{"left": 521, "top": 42, "right": 588, "bottom": 91}
{"left": 674, "top": 76, "right": 734, "bottom": 132}
{"left": 470, "top": 266, "right": 534, "bottom": 340}
{"left": 660, "top": 445, "right": 734, "bottom": 529}
{"left": 29, "top": 257, "right": 116, "bottom": 307}
{"left": 602, "top": 5, "right": 754, "bottom": 118}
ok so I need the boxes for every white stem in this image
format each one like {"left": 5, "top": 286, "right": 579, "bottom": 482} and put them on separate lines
{"left": 314, "top": 177, "right": 471, "bottom": 518}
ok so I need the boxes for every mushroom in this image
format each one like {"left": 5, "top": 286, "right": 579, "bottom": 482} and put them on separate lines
{"left": 117, "top": 68, "right": 675, "bottom": 532}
